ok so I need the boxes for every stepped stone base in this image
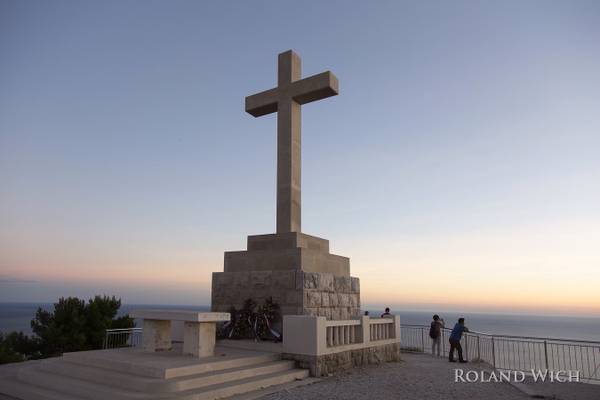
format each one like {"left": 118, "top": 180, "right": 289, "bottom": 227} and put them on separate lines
{"left": 212, "top": 232, "right": 361, "bottom": 321}
{"left": 0, "top": 345, "right": 309, "bottom": 400}
{"left": 224, "top": 232, "right": 350, "bottom": 276}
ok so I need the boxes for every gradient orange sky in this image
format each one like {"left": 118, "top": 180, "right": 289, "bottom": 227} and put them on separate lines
{"left": 2, "top": 218, "right": 599, "bottom": 316}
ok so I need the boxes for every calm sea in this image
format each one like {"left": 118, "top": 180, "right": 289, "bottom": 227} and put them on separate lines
{"left": 1, "top": 303, "right": 598, "bottom": 342}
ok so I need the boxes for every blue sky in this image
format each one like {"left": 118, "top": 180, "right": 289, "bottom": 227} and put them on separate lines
{"left": 1, "top": 1, "right": 599, "bottom": 314}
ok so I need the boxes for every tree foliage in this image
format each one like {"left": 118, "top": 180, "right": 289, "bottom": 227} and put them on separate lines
{"left": 0, "top": 295, "right": 134, "bottom": 364}
{"left": 31, "top": 297, "right": 87, "bottom": 356}
{"left": 0, "top": 331, "right": 40, "bottom": 364}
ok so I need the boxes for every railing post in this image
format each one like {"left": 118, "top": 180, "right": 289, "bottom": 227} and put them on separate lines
{"left": 477, "top": 335, "right": 481, "bottom": 362}
{"left": 344, "top": 325, "right": 350, "bottom": 345}
{"left": 544, "top": 340, "right": 549, "bottom": 370}
{"left": 361, "top": 315, "right": 370, "bottom": 345}
{"left": 421, "top": 328, "right": 425, "bottom": 352}
{"left": 442, "top": 329, "right": 446, "bottom": 356}
{"left": 491, "top": 336, "right": 496, "bottom": 368}
{"left": 464, "top": 333, "right": 469, "bottom": 360}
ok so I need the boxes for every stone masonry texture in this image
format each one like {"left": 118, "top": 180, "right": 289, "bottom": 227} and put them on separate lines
{"left": 282, "top": 342, "right": 401, "bottom": 377}
{"left": 211, "top": 270, "right": 360, "bottom": 320}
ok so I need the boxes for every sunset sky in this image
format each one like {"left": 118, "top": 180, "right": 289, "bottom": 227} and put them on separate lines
{"left": 1, "top": 1, "right": 599, "bottom": 316}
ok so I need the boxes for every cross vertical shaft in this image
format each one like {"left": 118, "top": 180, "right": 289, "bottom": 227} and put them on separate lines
{"left": 277, "top": 51, "right": 301, "bottom": 233}
{"left": 245, "top": 50, "right": 339, "bottom": 233}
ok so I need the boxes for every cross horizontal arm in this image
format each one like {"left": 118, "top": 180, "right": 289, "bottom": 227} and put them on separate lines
{"left": 290, "top": 71, "right": 339, "bottom": 105}
{"left": 245, "top": 87, "right": 279, "bottom": 117}
{"left": 245, "top": 71, "right": 339, "bottom": 118}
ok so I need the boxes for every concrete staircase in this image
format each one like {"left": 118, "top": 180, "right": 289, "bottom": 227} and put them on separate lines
{"left": 0, "top": 347, "right": 310, "bottom": 400}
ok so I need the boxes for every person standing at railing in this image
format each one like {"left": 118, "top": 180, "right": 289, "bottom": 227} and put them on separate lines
{"left": 381, "top": 307, "right": 393, "bottom": 318}
{"left": 449, "top": 317, "right": 469, "bottom": 363}
{"left": 429, "top": 314, "right": 445, "bottom": 356}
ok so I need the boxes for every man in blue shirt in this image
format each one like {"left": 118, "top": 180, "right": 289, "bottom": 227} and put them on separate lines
{"left": 449, "top": 317, "right": 469, "bottom": 363}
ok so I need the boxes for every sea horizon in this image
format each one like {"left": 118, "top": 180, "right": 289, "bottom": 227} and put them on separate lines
{"left": 1, "top": 302, "right": 598, "bottom": 342}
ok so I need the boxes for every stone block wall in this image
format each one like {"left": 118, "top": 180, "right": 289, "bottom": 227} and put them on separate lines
{"left": 211, "top": 270, "right": 360, "bottom": 320}
{"left": 283, "top": 342, "right": 401, "bottom": 377}
{"left": 301, "top": 272, "right": 360, "bottom": 320}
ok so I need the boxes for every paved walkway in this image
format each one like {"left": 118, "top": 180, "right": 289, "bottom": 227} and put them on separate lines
{"left": 259, "top": 353, "right": 600, "bottom": 400}
{"left": 514, "top": 376, "right": 600, "bottom": 400}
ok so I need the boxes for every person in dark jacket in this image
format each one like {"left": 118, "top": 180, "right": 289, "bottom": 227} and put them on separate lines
{"left": 381, "top": 307, "right": 392, "bottom": 318}
{"left": 430, "top": 314, "right": 445, "bottom": 356}
{"left": 449, "top": 317, "right": 469, "bottom": 363}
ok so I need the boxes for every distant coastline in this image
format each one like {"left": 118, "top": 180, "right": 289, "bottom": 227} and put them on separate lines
{"left": 1, "top": 302, "right": 598, "bottom": 342}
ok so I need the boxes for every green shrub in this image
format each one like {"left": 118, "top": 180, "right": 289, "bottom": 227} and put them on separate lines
{"left": 1, "top": 295, "right": 134, "bottom": 364}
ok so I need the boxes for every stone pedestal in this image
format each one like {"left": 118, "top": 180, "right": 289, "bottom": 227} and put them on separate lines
{"left": 211, "top": 232, "right": 360, "bottom": 320}
{"left": 142, "top": 319, "right": 172, "bottom": 352}
{"left": 131, "top": 310, "right": 230, "bottom": 358}
{"left": 183, "top": 321, "right": 217, "bottom": 357}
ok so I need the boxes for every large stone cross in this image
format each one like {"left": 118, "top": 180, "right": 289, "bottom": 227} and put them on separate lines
{"left": 246, "top": 50, "right": 339, "bottom": 233}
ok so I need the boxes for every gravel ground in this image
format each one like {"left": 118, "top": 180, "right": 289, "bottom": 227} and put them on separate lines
{"left": 514, "top": 376, "right": 600, "bottom": 400}
{"left": 260, "top": 353, "right": 528, "bottom": 400}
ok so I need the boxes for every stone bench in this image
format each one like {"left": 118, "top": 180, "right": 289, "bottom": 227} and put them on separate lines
{"left": 130, "top": 310, "right": 230, "bottom": 357}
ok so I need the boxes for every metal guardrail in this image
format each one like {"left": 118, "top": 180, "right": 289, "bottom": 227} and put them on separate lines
{"left": 400, "top": 324, "right": 600, "bottom": 381}
{"left": 103, "top": 328, "right": 142, "bottom": 349}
